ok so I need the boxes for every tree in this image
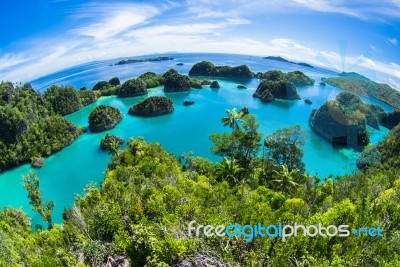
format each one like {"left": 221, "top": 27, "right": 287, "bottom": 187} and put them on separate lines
{"left": 271, "top": 165, "right": 299, "bottom": 194}
{"left": 214, "top": 157, "right": 244, "bottom": 184}
{"left": 23, "top": 172, "right": 54, "bottom": 229}
{"left": 221, "top": 107, "right": 244, "bottom": 132}
{"left": 264, "top": 125, "right": 306, "bottom": 173}
{"left": 211, "top": 113, "right": 262, "bottom": 173}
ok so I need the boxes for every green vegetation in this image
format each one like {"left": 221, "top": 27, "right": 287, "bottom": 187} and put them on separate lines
{"left": 100, "top": 133, "right": 124, "bottom": 154}
{"left": 309, "top": 92, "right": 383, "bottom": 149}
{"left": 210, "top": 80, "right": 220, "bottom": 88}
{"left": 3, "top": 108, "right": 400, "bottom": 266}
{"left": 129, "top": 96, "right": 174, "bottom": 116}
{"left": 381, "top": 109, "right": 400, "bottom": 129}
{"left": 109, "top": 76, "right": 121, "bottom": 86}
{"left": 92, "top": 77, "right": 121, "bottom": 96}
{"left": 377, "top": 123, "right": 400, "bottom": 169}
{"left": 88, "top": 105, "right": 122, "bottom": 132}
{"left": 255, "top": 70, "right": 315, "bottom": 86}
{"left": 78, "top": 89, "right": 97, "bottom": 106}
{"left": 43, "top": 85, "right": 96, "bottom": 115}
{"left": 254, "top": 80, "right": 299, "bottom": 102}
{"left": 92, "top": 80, "right": 111, "bottom": 91}
{"left": 253, "top": 70, "right": 314, "bottom": 103}
{"left": 357, "top": 120, "right": 400, "bottom": 171}
{"left": 23, "top": 172, "right": 54, "bottom": 230}
{"left": 264, "top": 125, "right": 306, "bottom": 173}
{"left": 189, "top": 61, "right": 254, "bottom": 78}
{"left": 323, "top": 76, "right": 400, "bottom": 109}
{"left": 118, "top": 78, "right": 147, "bottom": 98}
{"left": 189, "top": 79, "right": 203, "bottom": 89}
{"left": 0, "top": 82, "right": 83, "bottom": 172}
{"left": 163, "top": 69, "right": 191, "bottom": 92}
{"left": 138, "top": 72, "right": 165, "bottom": 88}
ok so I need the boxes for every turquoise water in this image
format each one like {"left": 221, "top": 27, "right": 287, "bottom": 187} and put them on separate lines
{"left": 0, "top": 53, "right": 392, "bottom": 225}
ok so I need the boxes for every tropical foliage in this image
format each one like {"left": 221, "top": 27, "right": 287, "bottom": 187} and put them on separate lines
{"left": 189, "top": 61, "right": 254, "bottom": 78}
{"left": 0, "top": 82, "right": 83, "bottom": 171}
{"left": 323, "top": 76, "right": 400, "bottom": 109}
{"left": 129, "top": 96, "right": 174, "bottom": 116}
{"left": 5, "top": 110, "right": 400, "bottom": 266}
{"left": 118, "top": 78, "right": 147, "bottom": 97}
{"left": 88, "top": 105, "right": 123, "bottom": 132}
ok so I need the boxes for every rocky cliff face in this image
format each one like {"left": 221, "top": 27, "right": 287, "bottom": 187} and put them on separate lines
{"left": 163, "top": 69, "right": 191, "bottom": 92}
{"left": 253, "top": 80, "right": 300, "bottom": 102}
{"left": 309, "top": 92, "right": 377, "bottom": 149}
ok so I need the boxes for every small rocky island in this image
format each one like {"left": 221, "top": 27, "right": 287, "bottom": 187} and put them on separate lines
{"left": 100, "top": 133, "right": 124, "bottom": 152}
{"left": 188, "top": 61, "right": 254, "bottom": 78}
{"left": 129, "top": 96, "right": 174, "bottom": 116}
{"left": 309, "top": 92, "right": 384, "bottom": 149}
{"left": 163, "top": 69, "right": 191, "bottom": 92}
{"left": 183, "top": 100, "right": 195, "bottom": 106}
{"left": 253, "top": 80, "right": 300, "bottom": 102}
{"left": 88, "top": 105, "right": 123, "bottom": 132}
{"left": 210, "top": 81, "right": 220, "bottom": 89}
{"left": 253, "top": 70, "right": 314, "bottom": 103}
{"left": 118, "top": 78, "right": 147, "bottom": 97}
{"left": 31, "top": 157, "right": 44, "bottom": 168}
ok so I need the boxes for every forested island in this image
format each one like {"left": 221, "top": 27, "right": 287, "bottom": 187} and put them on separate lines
{"left": 323, "top": 76, "right": 400, "bottom": 109}
{"left": 0, "top": 82, "right": 86, "bottom": 172}
{"left": 163, "top": 69, "right": 191, "bottom": 92}
{"left": 88, "top": 105, "right": 122, "bottom": 132}
{"left": 188, "top": 61, "right": 254, "bottom": 78}
{"left": 253, "top": 70, "right": 314, "bottom": 102}
{"left": 117, "top": 78, "right": 147, "bottom": 97}
{"left": 309, "top": 92, "right": 383, "bottom": 148}
{"left": 128, "top": 96, "right": 174, "bottom": 116}
{"left": 100, "top": 133, "right": 124, "bottom": 152}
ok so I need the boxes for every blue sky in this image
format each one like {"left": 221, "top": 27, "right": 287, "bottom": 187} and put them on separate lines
{"left": 0, "top": 0, "right": 399, "bottom": 88}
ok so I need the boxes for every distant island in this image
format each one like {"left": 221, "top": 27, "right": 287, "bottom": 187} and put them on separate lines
{"left": 115, "top": 56, "right": 174, "bottom": 66}
{"left": 337, "top": 72, "right": 370, "bottom": 80}
{"left": 323, "top": 76, "right": 400, "bottom": 109}
{"left": 263, "top": 56, "right": 314, "bottom": 68}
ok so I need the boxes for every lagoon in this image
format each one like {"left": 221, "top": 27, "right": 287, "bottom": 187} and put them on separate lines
{"left": 0, "top": 53, "right": 392, "bottom": 225}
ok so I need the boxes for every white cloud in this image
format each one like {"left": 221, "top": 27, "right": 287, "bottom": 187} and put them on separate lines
{"left": 0, "top": 54, "right": 33, "bottom": 70}
{"left": 1, "top": 0, "right": 400, "bottom": 90}
{"left": 290, "top": 0, "right": 400, "bottom": 19}
{"left": 69, "top": 3, "right": 161, "bottom": 40}
{"left": 388, "top": 38, "right": 398, "bottom": 45}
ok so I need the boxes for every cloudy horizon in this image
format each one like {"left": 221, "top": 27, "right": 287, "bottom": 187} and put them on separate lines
{"left": 1, "top": 0, "right": 399, "bottom": 89}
